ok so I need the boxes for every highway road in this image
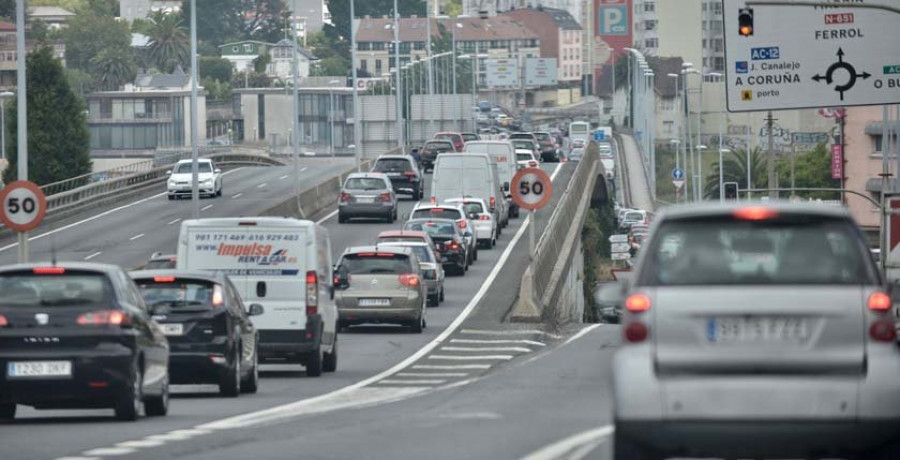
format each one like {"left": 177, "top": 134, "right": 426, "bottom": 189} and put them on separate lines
{"left": 0, "top": 159, "right": 578, "bottom": 460}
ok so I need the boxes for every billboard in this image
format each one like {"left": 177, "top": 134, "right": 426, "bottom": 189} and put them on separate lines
{"left": 486, "top": 59, "right": 520, "bottom": 88}
{"left": 524, "top": 58, "right": 558, "bottom": 87}
{"left": 595, "top": 0, "right": 632, "bottom": 60}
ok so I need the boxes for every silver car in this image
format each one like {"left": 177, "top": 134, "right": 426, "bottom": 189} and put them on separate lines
{"left": 338, "top": 173, "right": 398, "bottom": 223}
{"left": 377, "top": 241, "right": 445, "bottom": 307}
{"left": 613, "top": 203, "right": 900, "bottom": 459}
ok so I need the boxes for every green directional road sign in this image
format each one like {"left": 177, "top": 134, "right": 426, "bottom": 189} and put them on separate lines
{"left": 885, "top": 65, "right": 900, "bottom": 75}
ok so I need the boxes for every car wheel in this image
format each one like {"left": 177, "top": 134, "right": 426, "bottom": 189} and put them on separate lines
{"left": 144, "top": 373, "right": 169, "bottom": 417}
{"left": 473, "top": 246, "right": 478, "bottom": 262}
{"left": 613, "top": 431, "right": 662, "bottom": 460}
{"left": 167, "top": 195, "right": 174, "bottom": 201}
{"left": 323, "top": 335, "right": 338, "bottom": 373}
{"left": 429, "top": 294, "right": 439, "bottom": 307}
{"left": 241, "top": 346, "right": 259, "bottom": 394}
{"left": 219, "top": 347, "right": 241, "bottom": 397}
{"left": 439, "top": 285, "right": 445, "bottom": 302}
{"left": 0, "top": 403, "right": 16, "bottom": 421}
{"left": 338, "top": 213, "right": 347, "bottom": 224}
{"left": 410, "top": 314, "right": 424, "bottom": 334}
{"left": 305, "top": 345, "right": 324, "bottom": 377}
{"left": 386, "top": 211, "right": 394, "bottom": 224}
{"left": 114, "top": 360, "right": 142, "bottom": 421}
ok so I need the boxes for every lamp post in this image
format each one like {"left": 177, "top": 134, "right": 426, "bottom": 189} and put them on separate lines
{"left": 0, "top": 90, "right": 13, "bottom": 168}
{"left": 349, "top": 0, "right": 362, "bottom": 169}
{"left": 696, "top": 144, "right": 708, "bottom": 199}
{"left": 719, "top": 148, "right": 731, "bottom": 202}
{"left": 670, "top": 139, "right": 682, "bottom": 203}
{"left": 290, "top": 17, "right": 302, "bottom": 200}
{"left": 189, "top": 0, "right": 200, "bottom": 219}
{"left": 328, "top": 79, "right": 340, "bottom": 157}
{"left": 682, "top": 66, "right": 701, "bottom": 201}
{"left": 14, "top": 0, "right": 26, "bottom": 261}
{"left": 392, "top": 0, "right": 404, "bottom": 152}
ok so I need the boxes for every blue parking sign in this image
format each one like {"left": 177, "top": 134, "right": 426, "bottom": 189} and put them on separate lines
{"left": 593, "top": 131, "right": 605, "bottom": 141}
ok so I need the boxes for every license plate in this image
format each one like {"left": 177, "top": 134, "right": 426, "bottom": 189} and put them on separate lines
{"left": 359, "top": 298, "right": 391, "bottom": 307}
{"left": 160, "top": 323, "right": 184, "bottom": 336}
{"left": 8, "top": 361, "right": 72, "bottom": 378}
{"left": 356, "top": 197, "right": 374, "bottom": 204}
{"left": 386, "top": 172, "right": 401, "bottom": 177}
{"left": 707, "top": 317, "right": 810, "bottom": 343}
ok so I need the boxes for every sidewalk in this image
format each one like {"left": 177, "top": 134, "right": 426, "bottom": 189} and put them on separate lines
{"left": 618, "top": 134, "right": 655, "bottom": 212}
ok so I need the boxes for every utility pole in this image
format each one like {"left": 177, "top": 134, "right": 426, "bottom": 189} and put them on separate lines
{"left": 14, "top": 0, "right": 27, "bottom": 262}
{"left": 425, "top": 0, "right": 435, "bottom": 138}
{"left": 291, "top": 18, "right": 301, "bottom": 199}
{"left": 393, "top": 0, "right": 405, "bottom": 153}
{"left": 350, "top": 0, "right": 362, "bottom": 170}
{"left": 189, "top": 0, "right": 200, "bottom": 219}
{"left": 766, "top": 111, "right": 776, "bottom": 199}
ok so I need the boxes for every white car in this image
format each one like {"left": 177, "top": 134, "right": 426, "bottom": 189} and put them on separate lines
{"left": 167, "top": 159, "right": 223, "bottom": 199}
{"left": 515, "top": 149, "right": 540, "bottom": 170}
{"left": 444, "top": 197, "right": 497, "bottom": 249}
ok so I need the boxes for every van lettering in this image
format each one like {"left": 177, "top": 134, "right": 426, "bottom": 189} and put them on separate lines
{"left": 217, "top": 243, "right": 273, "bottom": 257}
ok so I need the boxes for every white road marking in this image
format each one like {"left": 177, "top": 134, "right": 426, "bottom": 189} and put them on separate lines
{"left": 257, "top": 183, "right": 267, "bottom": 188}
{"left": 167, "top": 218, "right": 181, "bottom": 225}
{"left": 299, "top": 167, "right": 308, "bottom": 172}
{"left": 460, "top": 329, "right": 562, "bottom": 339}
{"left": 115, "top": 439, "right": 165, "bottom": 448}
{"left": 428, "top": 354, "right": 515, "bottom": 361}
{"left": 144, "top": 429, "right": 212, "bottom": 441}
{"left": 83, "top": 251, "right": 102, "bottom": 261}
{"left": 395, "top": 372, "right": 468, "bottom": 378}
{"left": 201, "top": 204, "right": 214, "bottom": 211}
{"left": 450, "top": 339, "right": 546, "bottom": 346}
{"left": 518, "top": 425, "right": 615, "bottom": 460}
{"left": 279, "top": 175, "right": 289, "bottom": 180}
{"left": 81, "top": 447, "right": 136, "bottom": 456}
{"left": 232, "top": 193, "right": 243, "bottom": 199}
{"left": 55, "top": 457, "right": 98, "bottom": 460}
{"left": 411, "top": 364, "right": 491, "bottom": 370}
{"left": 316, "top": 209, "right": 339, "bottom": 224}
{"left": 440, "top": 346, "right": 532, "bottom": 353}
{"left": 438, "top": 412, "right": 503, "bottom": 420}
{"left": 378, "top": 379, "right": 447, "bottom": 385}
{"left": 129, "top": 233, "right": 145, "bottom": 241}
{"left": 562, "top": 324, "right": 602, "bottom": 347}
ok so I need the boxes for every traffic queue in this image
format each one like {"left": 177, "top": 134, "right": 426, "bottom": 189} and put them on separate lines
{"left": 0, "top": 127, "right": 566, "bottom": 422}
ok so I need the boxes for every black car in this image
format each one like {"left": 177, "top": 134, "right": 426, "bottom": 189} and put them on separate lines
{"left": 0, "top": 263, "right": 170, "bottom": 421}
{"left": 534, "top": 132, "right": 559, "bottom": 162}
{"left": 130, "top": 271, "right": 263, "bottom": 397}
{"left": 403, "top": 218, "right": 469, "bottom": 276}
{"left": 372, "top": 154, "right": 425, "bottom": 199}
{"left": 419, "top": 140, "right": 455, "bottom": 172}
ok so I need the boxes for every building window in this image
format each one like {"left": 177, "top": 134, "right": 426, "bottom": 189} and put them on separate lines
{"left": 358, "top": 42, "right": 371, "bottom": 51}
{"left": 645, "top": 38, "right": 658, "bottom": 48}
{"left": 360, "top": 59, "right": 367, "bottom": 71}
{"left": 712, "top": 2, "right": 723, "bottom": 16}
{"left": 644, "top": 2, "right": 655, "bottom": 12}
{"left": 373, "top": 42, "right": 385, "bottom": 51}
{"left": 874, "top": 134, "right": 899, "bottom": 154}
{"left": 375, "top": 59, "right": 382, "bottom": 74}
{"left": 713, "top": 57, "right": 725, "bottom": 71}
{"left": 664, "top": 120, "right": 674, "bottom": 134}
{"left": 244, "top": 43, "right": 253, "bottom": 52}
{"left": 644, "top": 20, "right": 657, "bottom": 30}
{"left": 414, "top": 42, "right": 425, "bottom": 50}
{"left": 232, "top": 46, "right": 239, "bottom": 53}
{"left": 399, "top": 42, "right": 410, "bottom": 54}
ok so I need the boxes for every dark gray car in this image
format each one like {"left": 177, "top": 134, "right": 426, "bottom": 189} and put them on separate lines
{"left": 338, "top": 173, "right": 398, "bottom": 224}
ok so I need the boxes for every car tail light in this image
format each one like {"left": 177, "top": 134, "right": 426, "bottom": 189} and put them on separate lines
{"left": 624, "top": 323, "right": 649, "bottom": 343}
{"left": 77, "top": 310, "right": 130, "bottom": 326}
{"left": 733, "top": 206, "right": 778, "bottom": 221}
{"left": 449, "top": 241, "right": 461, "bottom": 251}
{"left": 153, "top": 276, "right": 175, "bottom": 283}
{"left": 529, "top": 161, "right": 537, "bottom": 167}
{"left": 212, "top": 285, "right": 224, "bottom": 308}
{"left": 869, "top": 321, "right": 897, "bottom": 342}
{"left": 489, "top": 197, "right": 496, "bottom": 211}
{"left": 868, "top": 292, "right": 892, "bottom": 313}
{"left": 625, "top": 294, "right": 651, "bottom": 313}
{"left": 306, "top": 271, "right": 318, "bottom": 316}
{"left": 33, "top": 267, "right": 65, "bottom": 275}
{"left": 479, "top": 215, "right": 491, "bottom": 221}
{"left": 458, "top": 221, "right": 468, "bottom": 229}
{"left": 430, "top": 196, "right": 436, "bottom": 204}
{"left": 0, "top": 314, "right": 7, "bottom": 327}
{"left": 399, "top": 274, "right": 420, "bottom": 287}
{"left": 380, "top": 192, "right": 392, "bottom": 202}
{"left": 340, "top": 193, "right": 351, "bottom": 203}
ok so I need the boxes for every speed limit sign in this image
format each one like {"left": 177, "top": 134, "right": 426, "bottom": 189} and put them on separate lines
{"left": 512, "top": 168, "right": 553, "bottom": 211}
{"left": 0, "top": 181, "right": 47, "bottom": 232}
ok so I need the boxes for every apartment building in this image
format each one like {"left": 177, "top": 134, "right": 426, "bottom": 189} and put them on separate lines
{"left": 119, "top": 0, "right": 182, "bottom": 22}
{"left": 502, "top": 7, "right": 583, "bottom": 84}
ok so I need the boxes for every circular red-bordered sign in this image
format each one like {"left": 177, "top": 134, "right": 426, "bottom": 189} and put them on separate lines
{"left": 0, "top": 180, "right": 47, "bottom": 232}
{"left": 511, "top": 168, "right": 553, "bottom": 211}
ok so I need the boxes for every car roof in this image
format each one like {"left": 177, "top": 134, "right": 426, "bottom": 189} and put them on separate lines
{"left": 656, "top": 201, "right": 851, "bottom": 222}
{"left": 181, "top": 217, "right": 317, "bottom": 228}
{"left": 414, "top": 203, "right": 463, "bottom": 210}
{"left": 445, "top": 197, "right": 487, "bottom": 205}
{"left": 378, "top": 230, "right": 428, "bottom": 238}
{"left": 344, "top": 245, "right": 411, "bottom": 255}
{"left": 435, "top": 132, "right": 462, "bottom": 136}
{"left": 376, "top": 154, "right": 413, "bottom": 161}
{"left": 175, "top": 158, "right": 212, "bottom": 164}
{"left": 347, "top": 172, "right": 389, "bottom": 179}
{"left": 129, "top": 270, "right": 224, "bottom": 283}
{"left": 425, "top": 139, "right": 453, "bottom": 144}
{"left": 405, "top": 217, "right": 458, "bottom": 224}
{"left": 0, "top": 262, "right": 120, "bottom": 275}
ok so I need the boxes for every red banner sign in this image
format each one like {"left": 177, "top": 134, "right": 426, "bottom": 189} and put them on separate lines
{"left": 831, "top": 144, "right": 844, "bottom": 180}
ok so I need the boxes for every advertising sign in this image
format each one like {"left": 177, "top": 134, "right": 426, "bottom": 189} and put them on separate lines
{"left": 831, "top": 144, "right": 843, "bottom": 180}
{"left": 594, "top": 0, "right": 633, "bottom": 60}
{"left": 524, "top": 58, "right": 558, "bottom": 87}
{"left": 486, "top": 59, "right": 519, "bottom": 88}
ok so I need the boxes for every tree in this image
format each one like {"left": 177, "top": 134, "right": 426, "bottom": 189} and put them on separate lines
{"left": 200, "top": 56, "right": 233, "bottom": 82}
{"left": 252, "top": 53, "right": 271, "bottom": 73}
{"left": 703, "top": 148, "right": 769, "bottom": 199}
{"left": 91, "top": 46, "right": 136, "bottom": 90}
{"left": 77, "top": 0, "right": 119, "bottom": 16}
{"left": 183, "top": 0, "right": 289, "bottom": 48}
{"left": 202, "top": 77, "right": 232, "bottom": 101}
{"left": 63, "top": 13, "right": 132, "bottom": 72}
{"left": 775, "top": 143, "right": 840, "bottom": 200}
{"left": 0, "top": 0, "right": 12, "bottom": 19}
{"left": 146, "top": 10, "right": 189, "bottom": 72}
{"left": 4, "top": 47, "right": 91, "bottom": 186}
{"left": 231, "top": 70, "right": 269, "bottom": 88}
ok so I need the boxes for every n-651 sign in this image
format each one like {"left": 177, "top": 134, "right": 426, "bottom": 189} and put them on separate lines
{"left": 0, "top": 181, "right": 47, "bottom": 232}
{"left": 512, "top": 168, "right": 553, "bottom": 210}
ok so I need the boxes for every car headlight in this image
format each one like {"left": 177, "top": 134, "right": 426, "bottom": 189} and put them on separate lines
{"left": 168, "top": 180, "right": 176, "bottom": 187}
{"left": 202, "top": 179, "right": 213, "bottom": 185}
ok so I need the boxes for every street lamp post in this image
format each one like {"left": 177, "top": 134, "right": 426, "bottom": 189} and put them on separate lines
{"left": 0, "top": 91, "right": 13, "bottom": 168}
{"left": 349, "top": 0, "right": 362, "bottom": 169}
{"left": 328, "top": 79, "right": 340, "bottom": 157}
{"left": 696, "top": 144, "right": 708, "bottom": 199}
{"left": 189, "top": 0, "right": 200, "bottom": 219}
{"left": 392, "top": 0, "right": 404, "bottom": 152}
{"left": 719, "top": 148, "right": 731, "bottom": 202}
{"left": 14, "top": 0, "right": 27, "bottom": 261}
{"left": 682, "top": 66, "right": 700, "bottom": 201}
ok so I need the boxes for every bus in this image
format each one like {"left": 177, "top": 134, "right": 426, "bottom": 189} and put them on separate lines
{"left": 569, "top": 121, "right": 590, "bottom": 146}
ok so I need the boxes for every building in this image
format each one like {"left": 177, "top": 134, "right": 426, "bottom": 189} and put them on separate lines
{"left": 462, "top": 0, "right": 517, "bottom": 16}
{"left": 501, "top": 7, "right": 583, "bottom": 85}
{"left": 27, "top": 6, "right": 75, "bottom": 29}
{"left": 218, "top": 41, "right": 273, "bottom": 74}
{"left": 845, "top": 106, "right": 898, "bottom": 232}
{"left": 119, "top": 0, "right": 182, "bottom": 22}
{"left": 286, "top": 0, "right": 328, "bottom": 33}
{"left": 266, "top": 39, "right": 318, "bottom": 82}
{"left": 656, "top": 0, "right": 723, "bottom": 74}
{"left": 0, "top": 20, "right": 66, "bottom": 88}
{"left": 632, "top": 0, "right": 659, "bottom": 56}
{"left": 87, "top": 66, "right": 206, "bottom": 156}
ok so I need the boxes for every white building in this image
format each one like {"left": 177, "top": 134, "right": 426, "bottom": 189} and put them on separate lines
{"left": 266, "top": 39, "right": 318, "bottom": 82}
{"left": 27, "top": 6, "right": 75, "bottom": 29}
{"left": 119, "top": 0, "right": 182, "bottom": 22}
{"left": 632, "top": 0, "right": 660, "bottom": 57}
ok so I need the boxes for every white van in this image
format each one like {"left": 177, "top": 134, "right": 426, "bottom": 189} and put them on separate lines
{"left": 463, "top": 141, "right": 519, "bottom": 219}
{"left": 431, "top": 153, "right": 508, "bottom": 228}
{"left": 176, "top": 217, "right": 338, "bottom": 377}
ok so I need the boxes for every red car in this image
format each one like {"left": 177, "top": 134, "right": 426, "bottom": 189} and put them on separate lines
{"left": 434, "top": 132, "right": 465, "bottom": 152}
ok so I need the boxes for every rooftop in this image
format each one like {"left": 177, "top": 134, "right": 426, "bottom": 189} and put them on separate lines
{"left": 134, "top": 65, "right": 191, "bottom": 89}
{"left": 28, "top": 6, "right": 75, "bottom": 18}
{"left": 503, "top": 7, "right": 583, "bottom": 30}
{"left": 356, "top": 16, "right": 538, "bottom": 43}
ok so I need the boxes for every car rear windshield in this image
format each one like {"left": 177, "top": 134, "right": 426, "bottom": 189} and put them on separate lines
{"left": 640, "top": 215, "right": 877, "bottom": 286}
{"left": 535, "top": 133, "right": 551, "bottom": 142}
{"left": 175, "top": 162, "right": 213, "bottom": 174}
{"left": 373, "top": 159, "right": 411, "bottom": 172}
{"left": 456, "top": 202, "right": 484, "bottom": 215}
{"left": 378, "top": 236, "right": 425, "bottom": 245}
{"left": 381, "top": 244, "right": 433, "bottom": 263}
{"left": 624, "top": 212, "right": 644, "bottom": 222}
{"left": 145, "top": 259, "right": 176, "bottom": 270}
{"left": 512, "top": 141, "right": 533, "bottom": 150}
{"left": 0, "top": 271, "right": 113, "bottom": 307}
{"left": 435, "top": 134, "right": 459, "bottom": 143}
{"left": 462, "top": 134, "right": 478, "bottom": 142}
{"left": 424, "top": 142, "right": 453, "bottom": 152}
{"left": 510, "top": 134, "right": 533, "bottom": 140}
{"left": 411, "top": 208, "right": 462, "bottom": 220}
{"left": 404, "top": 221, "right": 456, "bottom": 237}
{"left": 341, "top": 253, "right": 412, "bottom": 275}
{"left": 136, "top": 278, "right": 219, "bottom": 311}
{"left": 345, "top": 177, "right": 387, "bottom": 191}
{"left": 517, "top": 153, "right": 534, "bottom": 162}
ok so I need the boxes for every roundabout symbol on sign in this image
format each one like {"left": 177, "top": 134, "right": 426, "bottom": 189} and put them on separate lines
{"left": 812, "top": 48, "right": 871, "bottom": 101}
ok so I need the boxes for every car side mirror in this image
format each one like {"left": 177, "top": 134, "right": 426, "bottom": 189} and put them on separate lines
{"left": 166, "top": 170, "right": 172, "bottom": 175}
{"left": 214, "top": 168, "right": 222, "bottom": 174}
{"left": 503, "top": 182, "right": 510, "bottom": 192}
{"left": 401, "top": 213, "right": 410, "bottom": 221}
{"left": 468, "top": 212, "right": 478, "bottom": 220}
{"left": 247, "top": 304, "right": 264, "bottom": 316}
{"left": 333, "top": 266, "right": 350, "bottom": 289}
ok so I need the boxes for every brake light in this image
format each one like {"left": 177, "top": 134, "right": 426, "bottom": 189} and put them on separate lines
{"left": 733, "top": 206, "right": 778, "bottom": 221}
{"left": 238, "top": 221, "right": 257, "bottom": 226}
{"left": 33, "top": 267, "right": 65, "bottom": 275}
{"left": 479, "top": 215, "right": 491, "bottom": 221}
{"left": 489, "top": 197, "right": 496, "bottom": 210}
{"left": 458, "top": 221, "right": 467, "bottom": 229}
{"left": 306, "top": 271, "right": 318, "bottom": 316}
{"left": 449, "top": 242, "right": 460, "bottom": 251}
{"left": 870, "top": 321, "right": 897, "bottom": 342}
{"left": 0, "top": 314, "right": 7, "bottom": 327}
{"left": 430, "top": 208, "right": 444, "bottom": 213}
{"left": 399, "top": 274, "right": 420, "bottom": 287}
{"left": 868, "top": 292, "right": 892, "bottom": 313}
{"left": 624, "top": 323, "right": 649, "bottom": 343}
{"left": 380, "top": 192, "right": 392, "bottom": 202}
{"left": 77, "top": 310, "right": 129, "bottom": 326}
{"left": 153, "top": 276, "right": 176, "bottom": 283}
{"left": 625, "top": 294, "right": 651, "bottom": 313}
{"left": 212, "top": 285, "right": 224, "bottom": 308}
{"left": 340, "top": 193, "right": 351, "bottom": 203}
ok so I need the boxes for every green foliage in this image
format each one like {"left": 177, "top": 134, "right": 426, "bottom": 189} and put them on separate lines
{"left": 146, "top": 10, "right": 189, "bottom": 72}
{"left": 443, "top": 0, "right": 462, "bottom": 16}
{"left": 182, "top": 0, "right": 289, "bottom": 48}
{"left": 65, "top": 67, "right": 93, "bottom": 96}
{"left": 200, "top": 56, "right": 233, "bottom": 82}
{"left": 311, "top": 56, "right": 349, "bottom": 77}
{"left": 774, "top": 143, "right": 840, "bottom": 200}
{"left": 63, "top": 13, "right": 133, "bottom": 72}
{"left": 4, "top": 47, "right": 91, "bottom": 186}
{"left": 27, "top": 20, "right": 51, "bottom": 44}
{"left": 202, "top": 77, "right": 232, "bottom": 101}
{"left": 252, "top": 53, "right": 271, "bottom": 73}
{"left": 90, "top": 45, "right": 137, "bottom": 90}
{"left": 231, "top": 70, "right": 270, "bottom": 88}
{"left": 582, "top": 199, "right": 618, "bottom": 323}
{"left": 0, "top": 0, "right": 12, "bottom": 19}
{"left": 703, "top": 147, "right": 769, "bottom": 199}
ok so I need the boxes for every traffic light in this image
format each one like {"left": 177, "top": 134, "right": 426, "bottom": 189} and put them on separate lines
{"left": 724, "top": 182, "right": 739, "bottom": 201}
{"left": 738, "top": 8, "right": 754, "bottom": 36}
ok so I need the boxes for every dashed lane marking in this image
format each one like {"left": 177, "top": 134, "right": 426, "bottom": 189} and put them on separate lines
{"left": 232, "top": 193, "right": 243, "bottom": 199}
{"left": 84, "top": 251, "right": 102, "bottom": 261}
{"left": 128, "top": 233, "right": 144, "bottom": 241}
{"left": 167, "top": 218, "right": 181, "bottom": 225}
{"left": 257, "top": 183, "right": 267, "bottom": 188}
{"left": 81, "top": 447, "right": 136, "bottom": 456}
{"left": 450, "top": 339, "right": 546, "bottom": 346}
{"left": 411, "top": 364, "right": 491, "bottom": 370}
{"left": 459, "top": 329, "right": 562, "bottom": 339}
{"left": 279, "top": 175, "right": 289, "bottom": 179}
{"left": 201, "top": 204, "right": 214, "bottom": 211}
{"left": 428, "top": 354, "right": 515, "bottom": 361}
{"left": 395, "top": 372, "right": 469, "bottom": 378}
{"left": 115, "top": 440, "right": 166, "bottom": 448}
{"left": 518, "top": 425, "right": 615, "bottom": 460}
{"left": 440, "top": 346, "right": 533, "bottom": 353}
{"left": 378, "top": 379, "right": 447, "bottom": 385}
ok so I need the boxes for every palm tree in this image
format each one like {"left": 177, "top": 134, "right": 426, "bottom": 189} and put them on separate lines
{"left": 90, "top": 46, "right": 137, "bottom": 91}
{"left": 147, "top": 11, "right": 189, "bottom": 73}
{"left": 703, "top": 147, "right": 769, "bottom": 199}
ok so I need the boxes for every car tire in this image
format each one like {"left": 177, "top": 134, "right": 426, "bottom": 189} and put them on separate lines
{"left": 219, "top": 347, "right": 241, "bottom": 397}
{"left": 412, "top": 185, "right": 421, "bottom": 199}
{"left": 386, "top": 211, "right": 394, "bottom": 224}
{"left": 144, "top": 374, "right": 169, "bottom": 417}
{"left": 338, "top": 213, "right": 347, "bottom": 224}
{"left": 439, "top": 286, "right": 445, "bottom": 302}
{"left": 473, "top": 246, "right": 478, "bottom": 262}
{"left": 305, "top": 345, "right": 324, "bottom": 377}
{"left": 114, "top": 360, "right": 142, "bottom": 421}
{"left": 613, "top": 432, "right": 661, "bottom": 460}
{"left": 0, "top": 403, "right": 16, "bottom": 421}
{"left": 410, "top": 314, "right": 425, "bottom": 334}
{"left": 323, "top": 335, "right": 338, "bottom": 373}
{"left": 429, "top": 294, "right": 439, "bottom": 307}
{"left": 167, "top": 195, "right": 174, "bottom": 201}
{"left": 241, "top": 347, "right": 259, "bottom": 394}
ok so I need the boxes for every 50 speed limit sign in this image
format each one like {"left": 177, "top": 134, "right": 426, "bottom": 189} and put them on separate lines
{"left": 512, "top": 168, "right": 553, "bottom": 210}
{"left": 0, "top": 181, "right": 47, "bottom": 232}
